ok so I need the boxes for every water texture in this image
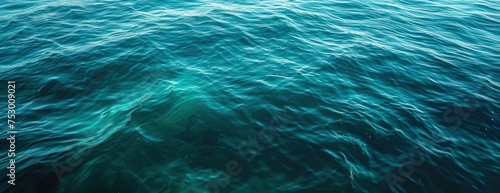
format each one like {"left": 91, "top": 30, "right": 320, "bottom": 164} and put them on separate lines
{"left": 0, "top": 0, "right": 499, "bottom": 193}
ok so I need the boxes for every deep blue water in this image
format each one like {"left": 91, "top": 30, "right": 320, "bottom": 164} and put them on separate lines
{"left": 0, "top": 0, "right": 499, "bottom": 193}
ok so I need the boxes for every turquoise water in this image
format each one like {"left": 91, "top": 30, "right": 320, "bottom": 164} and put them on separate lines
{"left": 0, "top": 0, "right": 499, "bottom": 192}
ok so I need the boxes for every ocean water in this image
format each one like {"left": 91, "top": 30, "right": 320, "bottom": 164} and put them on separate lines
{"left": 0, "top": 0, "right": 499, "bottom": 193}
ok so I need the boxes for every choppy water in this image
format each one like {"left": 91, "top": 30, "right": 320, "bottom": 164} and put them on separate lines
{"left": 0, "top": 0, "right": 499, "bottom": 193}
